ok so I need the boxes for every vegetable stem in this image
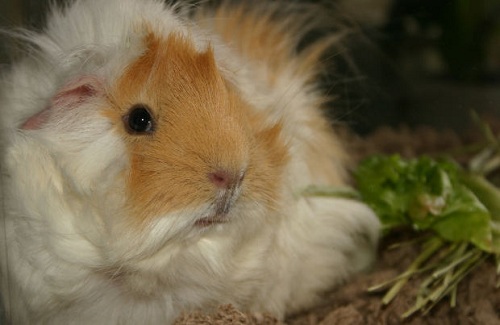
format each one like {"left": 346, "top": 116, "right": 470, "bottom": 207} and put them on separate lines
{"left": 461, "top": 173, "right": 500, "bottom": 220}
{"left": 431, "top": 244, "right": 472, "bottom": 279}
{"left": 300, "top": 185, "right": 360, "bottom": 200}
{"left": 381, "top": 237, "right": 444, "bottom": 305}
{"left": 402, "top": 247, "right": 485, "bottom": 318}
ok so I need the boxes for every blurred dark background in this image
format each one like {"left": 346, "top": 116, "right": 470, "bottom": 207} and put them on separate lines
{"left": 1, "top": 0, "right": 500, "bottom": 134}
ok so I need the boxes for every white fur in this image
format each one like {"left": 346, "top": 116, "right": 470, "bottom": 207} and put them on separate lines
{"left": 0, "top": 0, "right": 380, "bottom": 324}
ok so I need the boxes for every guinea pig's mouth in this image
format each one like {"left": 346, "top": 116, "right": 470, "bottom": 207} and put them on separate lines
{"left": 195, "top": 187, "right": 241, "bottom": 227}
{"left": 195, "top": 213, "right": 229, "bottom": 227}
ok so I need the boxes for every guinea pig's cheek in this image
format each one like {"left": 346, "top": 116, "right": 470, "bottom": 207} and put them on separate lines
{"left": 244, "top": 123, "right": 290, "bottom": 210}
{"left": 123, "top": 160, "right": 210, "bottom": 223}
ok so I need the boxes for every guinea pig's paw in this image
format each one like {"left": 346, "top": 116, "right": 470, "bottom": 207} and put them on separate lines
{"left": 333, "top": 198, "right": 380, "bottom": 273}
{"left": 305, "top": 197, "right": 381, "bottom": 273}
{"left": 346, "top": 205, "right": 380, "bottom": 274}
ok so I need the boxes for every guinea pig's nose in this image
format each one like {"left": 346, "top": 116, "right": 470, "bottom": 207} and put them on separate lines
{"left": 208, "top": 169, "right": 245, "bottom": 189}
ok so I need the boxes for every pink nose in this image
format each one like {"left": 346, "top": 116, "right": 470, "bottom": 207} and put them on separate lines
{"left": 208, "top": 170, "right": 244, "bottom": 189}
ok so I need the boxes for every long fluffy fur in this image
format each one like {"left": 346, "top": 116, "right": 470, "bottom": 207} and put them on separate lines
{"left": 0, "top": 0, "right": 380, "bottom": 324}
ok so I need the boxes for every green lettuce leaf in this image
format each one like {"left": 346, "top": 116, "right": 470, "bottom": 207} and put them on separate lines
{"left": 355, "top": 155, "right": 497, "bottom": 253}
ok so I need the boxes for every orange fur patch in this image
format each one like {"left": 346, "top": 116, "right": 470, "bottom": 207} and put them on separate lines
{"left": 105, "top": 31, "right": 289, "bottom": 223}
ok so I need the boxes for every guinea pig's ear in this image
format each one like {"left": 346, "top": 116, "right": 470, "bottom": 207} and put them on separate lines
{"left": 21, "top": 75, "right": 104, "bottom": 130}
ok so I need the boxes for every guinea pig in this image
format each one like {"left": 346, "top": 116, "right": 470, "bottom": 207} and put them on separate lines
{"left": 0, "top": 0, "right": 380, "bottom": 324}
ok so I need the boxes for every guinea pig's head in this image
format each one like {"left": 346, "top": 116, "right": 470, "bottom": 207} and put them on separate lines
{"left": 105, "top": 32, "right": 291, "bottom": 242}
{"left": 17, "top": 30, "right": 289, "bottom": 263}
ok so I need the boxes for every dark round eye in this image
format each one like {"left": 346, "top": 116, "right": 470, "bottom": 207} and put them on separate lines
{"left": 124, "top": 105, "right": 155, "bottom": 134}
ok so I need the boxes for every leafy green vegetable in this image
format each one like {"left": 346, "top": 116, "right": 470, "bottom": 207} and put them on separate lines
{"left": 350, "top": 152, "right": 500, "bottom": 318}
{"left": 354, "top": 155, "right": 499, "bottom": 253}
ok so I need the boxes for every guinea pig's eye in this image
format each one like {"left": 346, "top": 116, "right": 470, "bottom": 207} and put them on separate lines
{"left": 124, "top": 104, "right": 155, "bottom": 134}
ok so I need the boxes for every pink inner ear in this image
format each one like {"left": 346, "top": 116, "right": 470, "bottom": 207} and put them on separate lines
{"left": 21, "top": 75, "right": 104, "bottom": 130}
{"left": 21, "top": 107, "right": 52, "bottom": 130}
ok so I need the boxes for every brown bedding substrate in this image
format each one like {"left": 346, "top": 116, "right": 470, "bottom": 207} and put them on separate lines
{"left": 175, "top": 125, "right": 500, "bottom": 325}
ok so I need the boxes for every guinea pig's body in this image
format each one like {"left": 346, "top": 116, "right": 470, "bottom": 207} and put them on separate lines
{"left": 0, "top": 0, "right": 379, "bottom": 324}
